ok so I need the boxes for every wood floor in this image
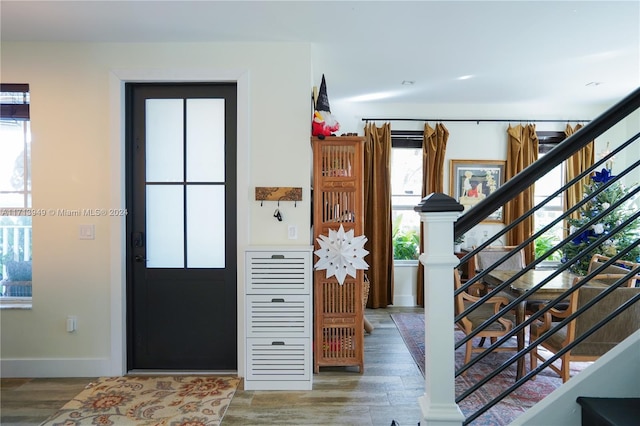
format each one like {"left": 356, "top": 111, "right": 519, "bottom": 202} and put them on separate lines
{"left": 0, "top": 307, "right": 424, "bottom": 426}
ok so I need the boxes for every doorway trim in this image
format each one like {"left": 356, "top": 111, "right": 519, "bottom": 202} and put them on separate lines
{"left": 108, "top": 68, "right": 250, "bottom": 376}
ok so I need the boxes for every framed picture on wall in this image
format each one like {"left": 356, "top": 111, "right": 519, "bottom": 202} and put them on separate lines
{"left": 450, "top": 159, "right": 506, "bottom": 223}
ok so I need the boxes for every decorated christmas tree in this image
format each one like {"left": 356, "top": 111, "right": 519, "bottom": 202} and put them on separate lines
{"left": 561, "top": 167, "right": 640, "bottom": 275}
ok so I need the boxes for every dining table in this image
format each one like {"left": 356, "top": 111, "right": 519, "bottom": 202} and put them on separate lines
{"left": 483, "top": 268, "right": 583, "bottom": 380}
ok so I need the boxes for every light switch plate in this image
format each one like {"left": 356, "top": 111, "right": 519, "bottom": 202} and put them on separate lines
{"left": 79, "top": 224, "right": 95, "bottom": 240}
{"left": 288, "top": 225, "right": 298, "bottom": 239}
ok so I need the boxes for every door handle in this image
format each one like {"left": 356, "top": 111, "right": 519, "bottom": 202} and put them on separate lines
{"left": 134, "top": 255, "right": 147, "bottom": 263}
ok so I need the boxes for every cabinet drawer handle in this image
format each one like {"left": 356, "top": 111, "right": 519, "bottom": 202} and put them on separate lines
{"left": 271, "top": 254, "right": 285, "bottom": 259}
{"left": 271, "top": 298, "right": 285, "bottom": 303}
{"left": 272, "top": 341, "right": 285, "bottom": 345}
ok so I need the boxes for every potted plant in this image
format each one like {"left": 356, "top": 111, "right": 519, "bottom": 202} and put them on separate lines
{"left": 454, "top": 235, "right": 465, "bottom": 252}
{"left": 393, "top": 229, "right": 420, "bottom": 260}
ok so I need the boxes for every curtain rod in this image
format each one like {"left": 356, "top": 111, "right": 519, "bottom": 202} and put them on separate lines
{"left": 361, "top": 118, "right": 591, "bottom": 123}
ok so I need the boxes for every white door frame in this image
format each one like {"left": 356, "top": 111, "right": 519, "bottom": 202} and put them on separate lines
{"left": 108, "top": 69, "right": 250, "bottom": 376}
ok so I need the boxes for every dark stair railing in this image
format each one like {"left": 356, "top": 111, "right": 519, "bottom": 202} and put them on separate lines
{"left": 451, "top": 86, "right": 640, "bottom": 425}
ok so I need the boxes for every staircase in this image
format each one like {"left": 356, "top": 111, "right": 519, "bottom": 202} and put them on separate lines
{"left": 514, "top": 330, "right": 639, "bottom": 425}
{"left": 576, "top": 397, "right": 640, "bottom": 426}
{"left": 417, "top": 86, "right": 640, "bottom": 425}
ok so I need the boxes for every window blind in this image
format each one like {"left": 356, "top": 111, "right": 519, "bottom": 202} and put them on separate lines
{"left": 0, "top": 83, "right": 30, "bottom": 121}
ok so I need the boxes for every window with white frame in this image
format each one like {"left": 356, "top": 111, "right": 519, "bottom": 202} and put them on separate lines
{"left": 534, "top": 133, "right": 565, "bottom": 263}
{"left": 1, "top": 84, "right": 32, "bottom": 301}
{"left": 391, "top": 131, "right": 423, "bottom": 261}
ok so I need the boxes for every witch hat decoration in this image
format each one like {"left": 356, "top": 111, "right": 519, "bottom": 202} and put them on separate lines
{"left": 316, "top": 74, "right": 331, "bottom": 112}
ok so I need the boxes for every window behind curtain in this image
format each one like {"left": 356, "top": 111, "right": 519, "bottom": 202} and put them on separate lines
{"left": 391, "top": 131, "right": 423, "bottom": 260}
{"left": 534, "top": 131, "right": 566, "bottom": 263}
{"left": 1, "top": 84, "right": 32, "bottom": 301}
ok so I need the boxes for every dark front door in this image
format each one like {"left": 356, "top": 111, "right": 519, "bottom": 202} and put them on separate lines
{"left": 126, "top": 83, "right": 237, "bottom": 370}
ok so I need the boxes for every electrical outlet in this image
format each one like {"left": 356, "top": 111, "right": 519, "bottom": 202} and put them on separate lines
{"left": 288, "top": 225, "right": 298, "bottom": 239}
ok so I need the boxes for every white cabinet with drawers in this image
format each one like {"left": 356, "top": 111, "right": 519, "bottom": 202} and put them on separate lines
{"left": 244, "top": 246, "right": 313, "bottom": 390}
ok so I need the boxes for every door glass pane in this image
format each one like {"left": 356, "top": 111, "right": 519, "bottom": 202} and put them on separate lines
{"left": 146, "top": 185, "right": 184, "bottom": 268}
{"left": 186, "top": 99, "right": 225, "bottom": 182}
{"left": 187, "top": 185, "right": 225, "bottom": 268}
{"left": 146, "top": 99, "right": 183, "bottom": 182}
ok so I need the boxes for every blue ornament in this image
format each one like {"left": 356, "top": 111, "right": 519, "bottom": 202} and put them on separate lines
{"left": 571, "top": 230, "right": 592, "bottom": 245}
{"left": 592, "top": 168, "right": 615, "bottom": 183}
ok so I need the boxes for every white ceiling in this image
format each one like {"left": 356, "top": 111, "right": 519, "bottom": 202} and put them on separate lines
{"left": 2, "top": 0, "right": 639, "bottom": 107}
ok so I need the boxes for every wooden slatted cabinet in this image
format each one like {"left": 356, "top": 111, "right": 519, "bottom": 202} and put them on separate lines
{"left": 311, "top": 136, "right": 365, "bottom": 373}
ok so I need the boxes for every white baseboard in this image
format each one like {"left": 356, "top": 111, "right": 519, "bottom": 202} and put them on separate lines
{"left": 1, "top": 358, "right": 111, "bottom": 378}
{"left": 244, "top": 380, "right": 312, "bottom": 390}
{"left": 392, "top": 294, "right": 418, "bottom": 307}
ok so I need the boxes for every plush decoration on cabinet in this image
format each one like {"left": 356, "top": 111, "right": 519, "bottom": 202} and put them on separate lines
{"left": 312, "top": 74, "right": 340, "bottom": 138}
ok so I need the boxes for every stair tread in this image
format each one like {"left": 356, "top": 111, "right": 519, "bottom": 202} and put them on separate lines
{"left": 577, "top": 397, "right": 640, "bottom": 426}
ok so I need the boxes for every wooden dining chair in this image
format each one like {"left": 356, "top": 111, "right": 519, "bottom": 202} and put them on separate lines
{"left": 529, "top": 276, "right": 640, "bottom": 382}
{"left": 473, "top": 245, "right": 526, "bottom": 297}
{"left": 474, "top": 245, "right": 526, "bottom": 273}
{"left": 588, "top": 254, "right": 640, "bottom": 287}
{"left": 528, "top": 268, "right": 637, "bottom": 321}
{"left": 454, "top": 270, "right": 517, "bottom": 372}
{"left": 473, "top": 246, "right": 528, "bottom": 343}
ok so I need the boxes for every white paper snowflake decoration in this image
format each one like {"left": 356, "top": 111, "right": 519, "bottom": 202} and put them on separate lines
{"left": 314, "top": 224, "right": 369, "bottom": 285}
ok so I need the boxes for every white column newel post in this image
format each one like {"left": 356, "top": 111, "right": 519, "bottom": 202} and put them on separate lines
{"left": 414, "top": 193, "right": 465, "bottom": 426}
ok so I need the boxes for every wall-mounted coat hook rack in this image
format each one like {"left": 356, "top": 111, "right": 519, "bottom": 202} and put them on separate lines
{"left": 255, "top": 187, "right": 302, "bottom": 205}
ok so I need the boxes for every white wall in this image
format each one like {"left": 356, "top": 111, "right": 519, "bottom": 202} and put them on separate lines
{"left": 0, "top": 41, "right": 312, "bottom": 377}
{"left": 599, "top": 111, "right": 640, "bottom": 192}
{"left": 392, "top": 261, "right": 418, "bottom": 307}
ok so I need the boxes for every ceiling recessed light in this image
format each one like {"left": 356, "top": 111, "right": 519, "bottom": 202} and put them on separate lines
{"left": 401, "top": 80, "right": 415, "bottom": 85}
{"left": 457, "top": 75, "right": 474, "bottom": 80}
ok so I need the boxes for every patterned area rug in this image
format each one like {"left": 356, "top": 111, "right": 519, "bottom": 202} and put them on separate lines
{"left": 40, "top": 376, "right": 240, "bottom": 426}
{"left": 391, "top": 312, "right": 591, "bottom": 426}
